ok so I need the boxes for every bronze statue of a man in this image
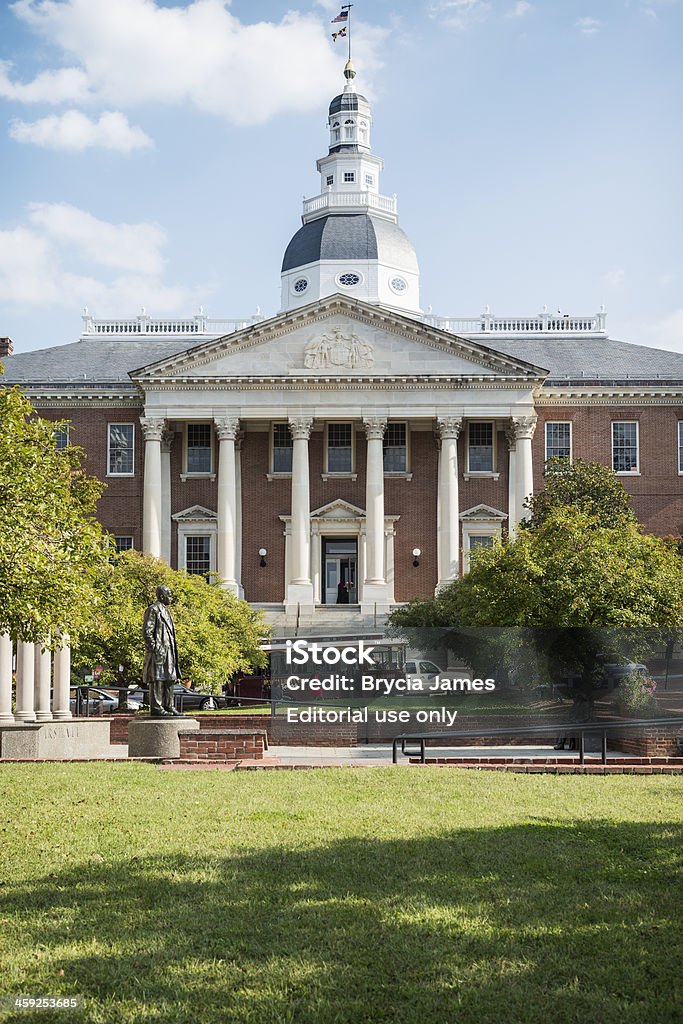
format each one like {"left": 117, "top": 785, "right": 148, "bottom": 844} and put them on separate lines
{"left": 143, "top": 585, "right": 183, "bottom": 717}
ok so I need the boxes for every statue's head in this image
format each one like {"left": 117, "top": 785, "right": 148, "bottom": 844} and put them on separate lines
{"left": 156, "top": 585, "right": 172, "bottom": 605}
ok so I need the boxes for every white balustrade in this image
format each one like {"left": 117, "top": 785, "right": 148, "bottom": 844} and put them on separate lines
{"left": 302, "top": 190, "right": 398, "bottom": 220}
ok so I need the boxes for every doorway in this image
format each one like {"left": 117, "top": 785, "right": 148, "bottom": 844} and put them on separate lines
{"left": 322, "top": 537, "right": 358, "bottom": 604}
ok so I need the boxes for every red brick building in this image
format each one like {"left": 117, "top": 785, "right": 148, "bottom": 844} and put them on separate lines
{"left": 3, "top": 65, "right": 683, "bottom": 628}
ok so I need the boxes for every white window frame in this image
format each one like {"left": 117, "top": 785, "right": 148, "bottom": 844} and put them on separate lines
{"left": 183, "top": 422, "right": 214, "bottom": 479}
{"left": 324, "top": 422, "right": 356, "bottom": 478}
{"left": 678, "top": 422, "right": 683, "bottom": 475}
{"left": 113, "top": 536, "right": 134, "bottom": 554}
{"left": 326, "top": 174, "right": 334, "bottom": 186}
{"left": 364, "top": 173, "right": 374, "bottom": 187}
{"left": 270, "top": 422, "right": 293, "bottom": 476}
{"left": 545, "top": 421, "right": 572, "bottom": 463}
{"left": 182, "top": 534, "right": 214, "bottom": 577}
{"left": 462, "top": 524, "right": 502, "bottom": 572}
{"left": 343, "top": 171, "right": 356, "bottom": 183}
{"left": 107, "top": 423, "right": 135, "bottom": 477}
{"left": 611, "top": 420, "right": 640, "bottom": 475}
{"left": 466, "top": 420, "right": 497, "bottom": 476}
{"left": 53, "top": 425, "right": 70, "bottom": 449}
{"left": 383, "top": 422, "right": 410, "bottom": 475}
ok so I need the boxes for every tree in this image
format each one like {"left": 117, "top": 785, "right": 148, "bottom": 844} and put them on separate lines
{"left": 73, "top": 551, "right": 268, "bottom": 692}
{"left": 526, "top": 457, "right": 636, "bottom": 530}
{"left": 0, "top": 386, "right": 111, "bottom": 642}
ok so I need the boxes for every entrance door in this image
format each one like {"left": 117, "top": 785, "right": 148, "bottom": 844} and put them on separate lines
{"left": 322, "top": 538, "right": 358, "bottom": 604}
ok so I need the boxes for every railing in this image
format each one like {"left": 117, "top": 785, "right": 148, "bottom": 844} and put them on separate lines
{"left": 424, "top": 311, "right": 607, "bottom": 336}
{"left": 302, "top": 190, "right": 398, "bottom": 219}
{"left": 81, "top": 312, "right": 264, "bottom": 338}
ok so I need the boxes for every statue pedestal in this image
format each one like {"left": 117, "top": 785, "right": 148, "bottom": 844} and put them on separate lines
{"left": 128, "top": 716, "right": 200, "bottom": 758}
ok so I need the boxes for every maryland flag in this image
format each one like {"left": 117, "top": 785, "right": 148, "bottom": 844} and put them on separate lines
{"left": 332, "top": 26, "right": 348, "bottom": 42}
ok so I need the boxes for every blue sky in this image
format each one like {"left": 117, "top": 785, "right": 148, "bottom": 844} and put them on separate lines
{"left": 0, "top": 0, "right": 681, "bottom": 353}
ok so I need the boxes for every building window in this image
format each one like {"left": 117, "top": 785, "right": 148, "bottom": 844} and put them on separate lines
{"left": 467, "top": 422, "right": 494, "bottom": 473}
{"left": 344, "top": 119, "right": 355, "bottom": 140}
{"left": 679, "top": 422, "right": 683, "bottom": 474}
{"left": 337, "top": 272, "right": 361, "bottom": 286}
{"left": 364, "top": 173, "right": 374, "bottom": 187}
{"left": 327, "top": 423, "right": 353, "bottom": 473}
{"left": 272, "top": 423, "right": 293, "bottom": 474}
{"left": 293, "top": 277, "right": 308, "bottom": 294}
{"left": 612, "top": 421, "right": 639, "bottom": 474}
{"left": 326, "top": 174, "right": 334, "bottom": 186}
{"left": 469, "top": 535, "right": 495, "bottom": 554}
{"left": 343, "top": 171, "right": 356, "bottom": 183}
{"left": 384, "top": 423, "right": 407, "bottom": 473}
{"left": 545, "top": 422, "right": 572, "bottom": 462}
{"left": 108, "top": 423, "right": 134, "bottom": 476}
{"left": 186, "top": 424, "right": 212, "bottom": 474}
{"left": 54, "top": 426, "right": 70, "bottom": 449}
{"left": 113, "top": 536, "right": 134, "bottom": 554}
{"left": 185, "top": 536, "right": 211, "bottom": 578}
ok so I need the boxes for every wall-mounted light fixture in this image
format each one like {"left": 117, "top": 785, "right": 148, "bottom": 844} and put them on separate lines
{"left": 412, "top": 547, "right": 421, "bottom": 568}
{"left": 259, "top": 547, "right": 267, "bottom": 568}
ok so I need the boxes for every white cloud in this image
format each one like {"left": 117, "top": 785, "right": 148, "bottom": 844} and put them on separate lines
{"left": 0, "top": 203, "right": 193, "bottom": 314}
{"left": 2, "top": 0, "right": 385, "bottom": 126}
{"left": 602, "top": 268, "right": 625, "bottom": 288}
{"left": 429, "top": 0, "right": 492, "bottom": 31}
{"left": 506, "top": 1, "right": 532, "bottom": 18}
{"left": 0, "top": 60, "right": 90, "bottom": 103}
{"left": 575, "top": 16, "right": 604, "bottom": 34}
{"left": 9, "top": 110, "right": 153, "bottom": 152}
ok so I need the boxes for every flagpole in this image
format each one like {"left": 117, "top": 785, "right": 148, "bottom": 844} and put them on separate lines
{"left": 344, "top": 4, "right": 353, "bottom": 63}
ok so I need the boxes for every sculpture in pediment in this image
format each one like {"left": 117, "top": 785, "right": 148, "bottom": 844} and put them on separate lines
{"left": 304, "top": 328, "right": 374, "bottom": 370}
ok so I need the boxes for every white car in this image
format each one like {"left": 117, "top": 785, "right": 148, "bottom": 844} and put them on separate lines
{"left": 404, "top": 659, "right": 444, "bottom": 688}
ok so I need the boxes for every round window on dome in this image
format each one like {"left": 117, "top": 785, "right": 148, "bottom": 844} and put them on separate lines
{"left": 338, "top": 272, "right": 362, "bottom": 287}
{"left": 390, "top": 277, "right": 408, "bottom": 294}
{"left": 293, "top": 278, "right": 309, "bottom": 294}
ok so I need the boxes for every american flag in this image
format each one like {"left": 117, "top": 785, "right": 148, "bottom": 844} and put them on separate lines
{"left": 331, "top": 10, "right": 349, "bottom": 23}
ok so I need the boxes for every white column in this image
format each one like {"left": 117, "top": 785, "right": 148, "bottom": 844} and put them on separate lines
{"left": 141, "top": 417, "right": 165, "bottom": 558}
{"left": 34, "top": 640, "right": 53, "bottom": 722}
{"left": 513, "top": 415, "right": 537, "bottom": 526}
{"left": 362, "top": 417, "right": 391, "bottom": 613}
{"left": 0, "top": 633, "right": 14, "bottom": 725}
{"left": 15, "top": 641, "right": 36, "bottom": 722}
{"left": 235, "top": 431, "right": 244, "bottom": 598}
{"left": 386, "top": 526, "right": 395, "bottom": 603}
{"left": 436, "top": 417, "right": 462, "bottom": 588}
{"left": 160, "top": 427, "right": 174, "bottom": 564}
{"left": 52, "top": 636, "right": 72, "bottom": 721}
{"left": 215, "top": 417, "right": 240, "bottom": 596}
{"left": 311, "top": 524, "right": 321, "bottom": 605}
{"left": 506, "top": 423, "right": 518, "bottom": 539}
{"left": 363, "top": 417, "right": 387, "bottom": 584}
{"left": 286, "top": 417, "right": 314, "bottom": 613}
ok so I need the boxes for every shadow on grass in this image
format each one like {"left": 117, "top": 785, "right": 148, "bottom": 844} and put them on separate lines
{"left": 2, "top": 821, "right": 682, "bottom": 1024}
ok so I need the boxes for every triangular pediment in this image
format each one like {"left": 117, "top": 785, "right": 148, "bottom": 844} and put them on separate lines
{"left": 130, "top": 296, "right": 548, "bottom": 383}
{"left": 459, "top": 504, "right": 508, "bottom": 522}
{"left": 311, "top": 499, "right": 366, "bottom": 520}
{"left": 172, "top": 504, "right": 217, "bottom": 522}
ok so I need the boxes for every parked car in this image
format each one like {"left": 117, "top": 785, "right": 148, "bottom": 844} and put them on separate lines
{"left": 126, "top": 683, "right": 228, "bottom": 712}
{"left": 404, "top": 659, "right": 445, "bottom": 689}
{"left": 70, "top": 686, "right": 142, "bottom": 714}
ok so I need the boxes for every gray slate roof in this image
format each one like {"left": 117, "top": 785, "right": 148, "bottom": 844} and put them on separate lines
{"left": 282, "top": 214, "right": 418, "bottom": 273}
{"left": 329, "top": 91, "right": 370, "bottom": 116}
{"left": 2, "top": 328, "right": 683, "bottom": 389}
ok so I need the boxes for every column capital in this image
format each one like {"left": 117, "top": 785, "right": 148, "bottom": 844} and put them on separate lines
{"left": 161, "top": 425, "right": 175, "bottom": 453}
{"left": 140, "top": 416, "right": 166, "bottom": 442}
{"left": 511, "top": 414, "right": 537, "bottom": 440}
{"left": 363, "top": 417, "right": 387, "bottom": 441}
{"left": 214, "top": 416, "right": 240, "bottom": 441}
{"left": 288, "top": 416, "right": 313, "bottom": 441}
{"left": 436, "top": 416, "right": 463, "bottom": 440}
{"left": 505, "top": 425, "right": 517, "bottom": 451}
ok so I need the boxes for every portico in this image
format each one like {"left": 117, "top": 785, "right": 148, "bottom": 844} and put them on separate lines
{"left": 131, "top": 298, "right": 543, "bottom": 626}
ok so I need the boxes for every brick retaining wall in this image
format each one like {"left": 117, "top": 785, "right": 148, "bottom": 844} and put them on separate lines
{"left": 106, "top": 713, "right": 357, "bottom": 747}
{"left": 178, "top": 729, "right": 266, "bottom": 761}
{"left": 611, "top": 725, "right": 682, "bottom": 757}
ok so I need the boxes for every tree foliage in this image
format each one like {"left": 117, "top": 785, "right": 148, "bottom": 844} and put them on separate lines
{"left": 0, "top": 386, "right": 111, "bottom": 642}
{"left": 526, "top": 457, "right": 636, "bottom": 530}
{"left": 73, "top": 551, "right": 268, "bottom": 692}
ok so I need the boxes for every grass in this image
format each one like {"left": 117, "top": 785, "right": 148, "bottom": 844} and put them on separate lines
{"left": 0, "top": 766, "right": 682, "bottom": 1024}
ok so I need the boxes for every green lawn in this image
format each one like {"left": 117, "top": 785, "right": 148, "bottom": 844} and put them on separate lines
{"left": 0, "top": 766, "right": 681, "bottom": 1024}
